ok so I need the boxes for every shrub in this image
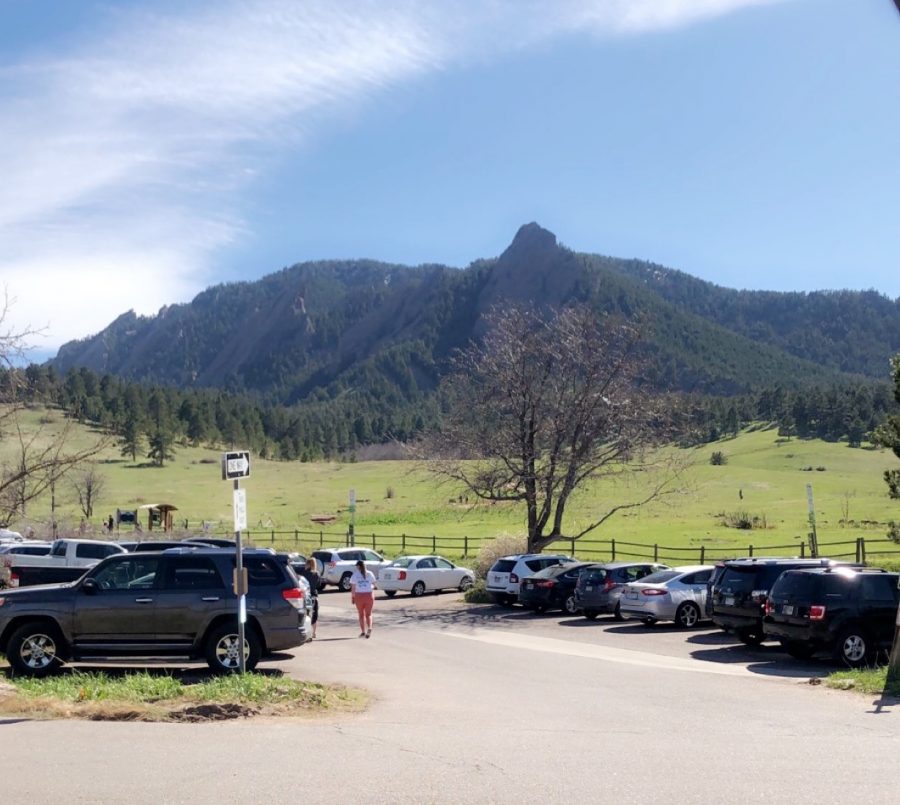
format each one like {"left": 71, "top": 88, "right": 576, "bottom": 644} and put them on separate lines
{"left": 710, "top": 451, "right": 727, "bottom": 466}
{"left": 721, "top": 511, "right": 769, "bottom": 530}
{"left": 472, "top": 534, "right": 527, "bottom": 580}
{"left": 463, "top": 579, "right": 493, "bottom": 604}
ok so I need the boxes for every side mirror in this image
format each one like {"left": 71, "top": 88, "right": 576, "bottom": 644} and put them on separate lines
{"left": 82, "top": 578, "right": 99, "bottom": 595}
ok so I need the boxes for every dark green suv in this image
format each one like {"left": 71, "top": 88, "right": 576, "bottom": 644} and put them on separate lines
{"left": 0, "top": 548, "right": 311, "bottom": 677}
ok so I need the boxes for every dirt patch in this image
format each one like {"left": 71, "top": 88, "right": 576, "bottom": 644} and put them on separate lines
{"left": 171, "top": 702, "right": 258, "bottom": 722}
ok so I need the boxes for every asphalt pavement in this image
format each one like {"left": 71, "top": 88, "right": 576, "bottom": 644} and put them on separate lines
{"left": 4, "top": 589, "right": 899, "bottom": 804}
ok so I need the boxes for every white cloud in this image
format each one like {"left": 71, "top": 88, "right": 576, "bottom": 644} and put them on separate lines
{"left": 0, "top": 0, "right": 789, "bottom": 353}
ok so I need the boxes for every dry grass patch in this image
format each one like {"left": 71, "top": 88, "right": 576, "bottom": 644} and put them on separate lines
{"left": 0, "top": 670, "right": 368, "bottom": 722}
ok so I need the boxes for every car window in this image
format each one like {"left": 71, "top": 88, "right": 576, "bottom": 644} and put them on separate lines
{"left": 434, "top": 558, "right": 454, "bottom": 569}
{"left": 51, "top": 541, "right": 68, "bottom": 557}
{"left": 491, "top": 560, "right": 516, "bottom": 573}
{"left": 92, "top": 557, "right": 161, "bottom": 590}
{"left": 641, "top": 570, "right": 680, "bottom": 584}
{"left": 689, "top": 570, "right": 712, "bottom": 584}
{"left": 76, "top": 542, "right": 120, "bottom": 560}
{"left": 312, "top": 551, "right": 333, "bottom": 563}
{"left": 719, "top": 566, "right": 759, "bottom": 593}
{"left": 243, "top": 556, "right": 284, "bottom": 587}
{"left": 364, "top": 550, "right": 383, "bottom": 562}
{"left": 390, "top": 557, "right": 415, "bottom": 568}
{"left": 581, "top": 568, "right": 607, "bottom": 583}
{"left": 625, "top": 566, "right": 651, "bottom": 581}
{"left": 163, "top": 556, "right": 226, "bottom": 590}
{"left": 860, "top": 575, "right": 898, "bottom": 603}
{"left": 417, "top": 558, "right": 436, "bottom": 569}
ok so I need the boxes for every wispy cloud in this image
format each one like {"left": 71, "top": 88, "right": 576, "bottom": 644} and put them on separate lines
{"left": 0, "top": 0, "right": 787, "bottom": 351}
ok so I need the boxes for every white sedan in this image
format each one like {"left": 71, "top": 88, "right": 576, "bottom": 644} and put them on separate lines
{"left": 379, "top": 555, "right": 475, "bottom": 597}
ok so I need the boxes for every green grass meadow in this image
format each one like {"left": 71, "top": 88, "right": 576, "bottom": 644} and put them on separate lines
{"left": 3, "top": 406, "right": 899, "bottom": 562}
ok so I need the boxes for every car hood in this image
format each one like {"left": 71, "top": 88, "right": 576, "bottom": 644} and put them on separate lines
{"left": 0, "top": 581, "right": 77, "bottom": 601}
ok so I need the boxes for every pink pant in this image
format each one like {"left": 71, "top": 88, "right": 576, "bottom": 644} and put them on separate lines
{"left": 354, "top": 592, "right": 374, "bottom": 630}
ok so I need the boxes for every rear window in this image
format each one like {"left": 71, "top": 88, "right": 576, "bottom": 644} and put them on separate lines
{"left": 771, "top": 572, "right": 820, "bottom": 599}
{"left": 719, "top": 566, "right": 760, "bottom": 593}
{"left": 313, "top": 551, "right": 334, "bottom": 562}
{"left": 76, "top": 542, "right": 120, "bottom": 559}
{"left": 581, "top": 567, "right": 608, "bottom": 582}
{"left": 641, "top": 570, "right": 679, "bottom": 585}
{"left": 491, "top": 560, "right": 516, "bottom": 573}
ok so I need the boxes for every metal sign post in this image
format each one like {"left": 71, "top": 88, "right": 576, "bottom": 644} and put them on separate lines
{"left": 222, "top": 452, "right": 251, "bottom": 674}
{"left": 348, "top": 488, "right": 356, "bottom": 546}
{"left": 805, "top": 484, "right": 818, "bottom": 558}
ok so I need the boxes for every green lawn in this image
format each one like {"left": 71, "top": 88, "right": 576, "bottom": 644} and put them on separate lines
{"left": 3, "top": 406, "right": 899, "bottom": 562}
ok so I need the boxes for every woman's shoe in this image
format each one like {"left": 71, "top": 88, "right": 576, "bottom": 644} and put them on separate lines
{"left": 359, "top": 632, "right": 366, "bottom": 638}
{"left": 365, "top": 629, "right": 371, "bottom": 638}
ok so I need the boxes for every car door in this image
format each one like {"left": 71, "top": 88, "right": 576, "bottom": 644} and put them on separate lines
{"left": 415, "top": 557, "right": 437, "bottom": 588}
{"left": 681, "top": 570, "right": 712, "bottom": 608}
{"left": 433, "top": 556, "right": 458, "bottom": 588}
{"left": 155, "top": 555, "right": 231, "bottom": 647}
{"left": 72, "top": 555, "right": 162, "bottom": 646}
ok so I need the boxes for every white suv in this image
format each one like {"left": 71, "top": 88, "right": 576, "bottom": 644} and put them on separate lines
{"left": 486, "top": 553, "right": 573, "bottom": 606}
{"left": 312, "top": 547, "right": 392, "bottom": 592}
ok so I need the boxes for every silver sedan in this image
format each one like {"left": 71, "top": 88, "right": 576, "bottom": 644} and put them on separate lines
{"left": 618, "top": 565, "right": 714, "bottom": 627}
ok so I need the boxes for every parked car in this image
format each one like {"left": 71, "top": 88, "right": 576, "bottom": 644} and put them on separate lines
{"left": 710, "top": 557, "right": 853, "bottom": 645}
{"left": 0, "top": 547, "right": 312, "bottom": 677}
{"left": 518, "top": 562, "right": 594, "bottom": 615}
{"left": 619, "top": 565, "right": 715, "bottom": 627}
{"left": 378, "top": 555, "right": 475, "bottom": 597}
{"left": 0, "top": 529, "right": 24, "bottom": 542}
{"left": 312, "top": 547, "right": 392, "bottom": 592}
{"left": 763, "top": 566, "right": 900, "bottom": 666}
{"left": 486, "top": 553, "right": 573, "bottom": 606}
{"left": 0, "top": 541, "right": 51, "bottom": 557}
{"left": 1, "top": 538, "right": 126, "bottom": 588}
{"left": 575, "top": 561, "right": 671, "bottom": 620}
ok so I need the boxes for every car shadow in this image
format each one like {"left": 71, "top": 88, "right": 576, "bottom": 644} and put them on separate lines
{"left": 688, "top": 643, "right": 829, "bottom": 679}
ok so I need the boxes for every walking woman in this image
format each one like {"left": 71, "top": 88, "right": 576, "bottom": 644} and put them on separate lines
{"left": 300, "top": 557, "right": 320, "bottom": 639}
{"left": 350, "top": 559, "right": 377, "bottom": 638}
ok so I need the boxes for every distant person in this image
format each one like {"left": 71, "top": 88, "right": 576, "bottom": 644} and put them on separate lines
{"left": 107, "top": 515, "right": 114, "bottom": 533}
{"left": 299, "top": 557, "right": 320, "bottom": 639}
{"left": 350, "top": 559, "right": 377, "bottom": 638}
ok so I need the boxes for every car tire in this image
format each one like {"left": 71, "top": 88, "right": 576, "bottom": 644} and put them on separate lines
{"left": 562, "top": 595, "right": 579, "bottom": 616}
{"left": 338, "top": 572, "right": 353, "bottom": 593}
{"left": 411, "top": 581, "right": 426, "bottom": 597}
{"left": 205, "top": 622, "right": 261, "bottom": 674}
{"left": 533, "top": 604, "right": 547, "bottom": 614}
{"left": 459, "top": 576, "right": 474, "bottom": 592}
{"left": 675, "top": 602, "right": 701, "bottom": 629}
{"left": 499, "top": 595, "right": 516, "bottom": 608}
{"left": 613, "top": 602, "right": 624, "bottom": 621}
{"left": 783, "top": 640, "right": 816, "bottom": 660}
{"left": 737, "top": 628, "right": 764, "bottom": 647}
{"left": 7, "top": 621, "right": 65, "bottom": 678}
{"left": 583, "top": 609, "right": 599, "bottom": 620}
{"left": 642, "top": 617, "right": 657, "bottom": 626}
{"left": 835, "top": 627, "right": 870, "bottom": 668}
{"left": 384, "top": 590, "right": 397, "bottom": 598}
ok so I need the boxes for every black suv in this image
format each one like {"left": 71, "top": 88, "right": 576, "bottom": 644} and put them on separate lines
{"left": 710, "top": 557, "right": 851, "bottom": 645}
{"left": 763, "top": 567, "right": 900, "bottom": 666}
{"left": 0, "top": 548, "right": 311, "bottom": 677}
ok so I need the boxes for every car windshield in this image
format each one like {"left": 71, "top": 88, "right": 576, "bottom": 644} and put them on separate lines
{"left": 639, "top": 570, "right": 680, "bottom": 585}
{"left": 530, "top": 564, "right": 569, "bottom": 579}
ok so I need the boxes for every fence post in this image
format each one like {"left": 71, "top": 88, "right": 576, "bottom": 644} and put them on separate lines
{"left": 800, "top": 540, "right": 806, "bottom": 558}
{"left": 372, "top": 533, "right": 376, "bottom": 550}
{"left": 294, "top": 529, "right": 298, "bottom": 545}
{"left": 860, "top": 537, "right": 866, "bottom": 564}
{"left": 402, "top": 534, "right": 406, "bottom": 553}
{"left": 464, "top": 535, "right": 468, "bottom": 557}
{"left": 271, "top": 529, "right": 275, "bottom": 544}
{"left": 611, "top": 539, "right": 616, "bottom": 562}
{"left": 654, "top": 544, "right": 658, "bottom": 562}
{"left": 700, "top": 545, "right": 705, "bottom": 564}
{"left": 748, "top": 545, "right": 753, "bottom": 558}
{"left": 432, "top": 535, "right": 436, "bottom": 553}
{"left": 570, "top": 537, "right": 576, "bottom": 557}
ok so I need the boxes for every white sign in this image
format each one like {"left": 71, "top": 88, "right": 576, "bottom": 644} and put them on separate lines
{"left": 233, "top": 487, "right": 247, "bottom": 532}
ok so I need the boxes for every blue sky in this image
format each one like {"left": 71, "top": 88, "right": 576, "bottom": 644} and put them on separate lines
{"left": 1, "top": 0, "right": 898, "bottom": 355}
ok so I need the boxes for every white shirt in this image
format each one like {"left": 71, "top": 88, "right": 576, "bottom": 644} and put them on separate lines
{"left": 350, "top": 570, "right": 376, "bottom": 594}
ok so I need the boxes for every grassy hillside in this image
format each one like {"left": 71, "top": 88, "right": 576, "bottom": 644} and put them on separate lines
{"left": 3, "top": 406, "right": 898, "bottom": 560}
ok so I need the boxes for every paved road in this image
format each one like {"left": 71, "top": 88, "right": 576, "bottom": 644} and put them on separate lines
{"left": 4, "top": 590, "right": 899, "bottom": 804}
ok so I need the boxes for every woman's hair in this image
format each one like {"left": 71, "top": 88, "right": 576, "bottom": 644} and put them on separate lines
{"left": 355, "top": 560, "right": 365, "bottom": 571}
{"left": 305, "top": 557, "right": 316, "bottom": 571}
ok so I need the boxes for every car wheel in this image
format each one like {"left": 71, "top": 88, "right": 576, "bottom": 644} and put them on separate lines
{"left": 384, "top": 590, "right": 397, "bottom": 598}
{"left": 642, "top": 617, "right": 657, "bottom": 626}
{"left": 563, "top": 595, "right": 579, "bottom": 616}
{"left": 613, "top": 602, "right": 624, "bottom": 621}
{"left": 583, "top": 609, "right": 599, "bottom": 620}
{"left": 783, "top": 640, "right": 816, "bottom": 660}
{"left": 459, "top": 576, "right": 474, "bottom": 592}
{"left": 835, "top": 627, "right": 870, "bottom": 668}
{"left": 411, "top": 581, "right": 426, "bottom": 597}
{"left": 205, "top": 622, "right": 261, "bottom": 674}
{"left": 675, "top": 602, "right": 701, "bottom": 628}
{"left": 7, "top": 621, "right": 65, "bottom": 678}
{"left": 498, "top": 595, "right": 516, "bottom": 608}
{"left": 533, "top": 604, "right": 547, "bottom": 614}
{"left": 737, "top": 628, "right": 764, "bottom": 647}
{"left": 338, "top": 572, "right": 353, "bottom": 592}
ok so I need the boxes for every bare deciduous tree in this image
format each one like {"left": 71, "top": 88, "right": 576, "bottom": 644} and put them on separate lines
{"left": 1, "top": 291, "right": 108, "bottom": 524}
{"left": 71, "top": 464, "right": 107, "bottom": 519}
{"left": 421, "top": 305, "right": 687, "bottom": 553}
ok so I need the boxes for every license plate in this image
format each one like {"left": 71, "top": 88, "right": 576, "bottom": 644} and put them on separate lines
{"left": 585, "top": 585, "right": 593, "bottom": 592}
{"left": 493, "top": 574, "right": 503, "bottom": 584}
{"left": 626, "top": 591, "right": 638, "bottom": 599}
{"left": 725, "top": 596, "right": 735, "bottom": 606}
{"left": 525, "top": 581, "right": 533, "bottom": 590}
{"left": 783, "top": 604, "right": 795, "bottom": 616}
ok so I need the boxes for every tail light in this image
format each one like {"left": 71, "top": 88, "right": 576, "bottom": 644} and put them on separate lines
{"left": 9, "top": 572, "right": 19, "bottom": 588}
{"left": 282, "top": 587, "right": 305, "bottom": 609}
{"left": 641, "top": 589, "right": 667, "bottom": 596}
{"left": 603, "top": 578, "right": 616, "bottom": 591}
{"left": 510, "top": 573, "right": 519, "bottom": 584}
{"left": 764, "top": 599, "right": 774, "bottom": 616}
{"left": 328, "top": 561, "right": 336, "bottom": 568}
{"left": 398, "top": 570, "right": 407, "bottom": 581}
{"left": 536, "top": 580, "right": 556, "bottom": 588}
{"left": 809, "top": 605, "right": 826, "bottom": 620}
